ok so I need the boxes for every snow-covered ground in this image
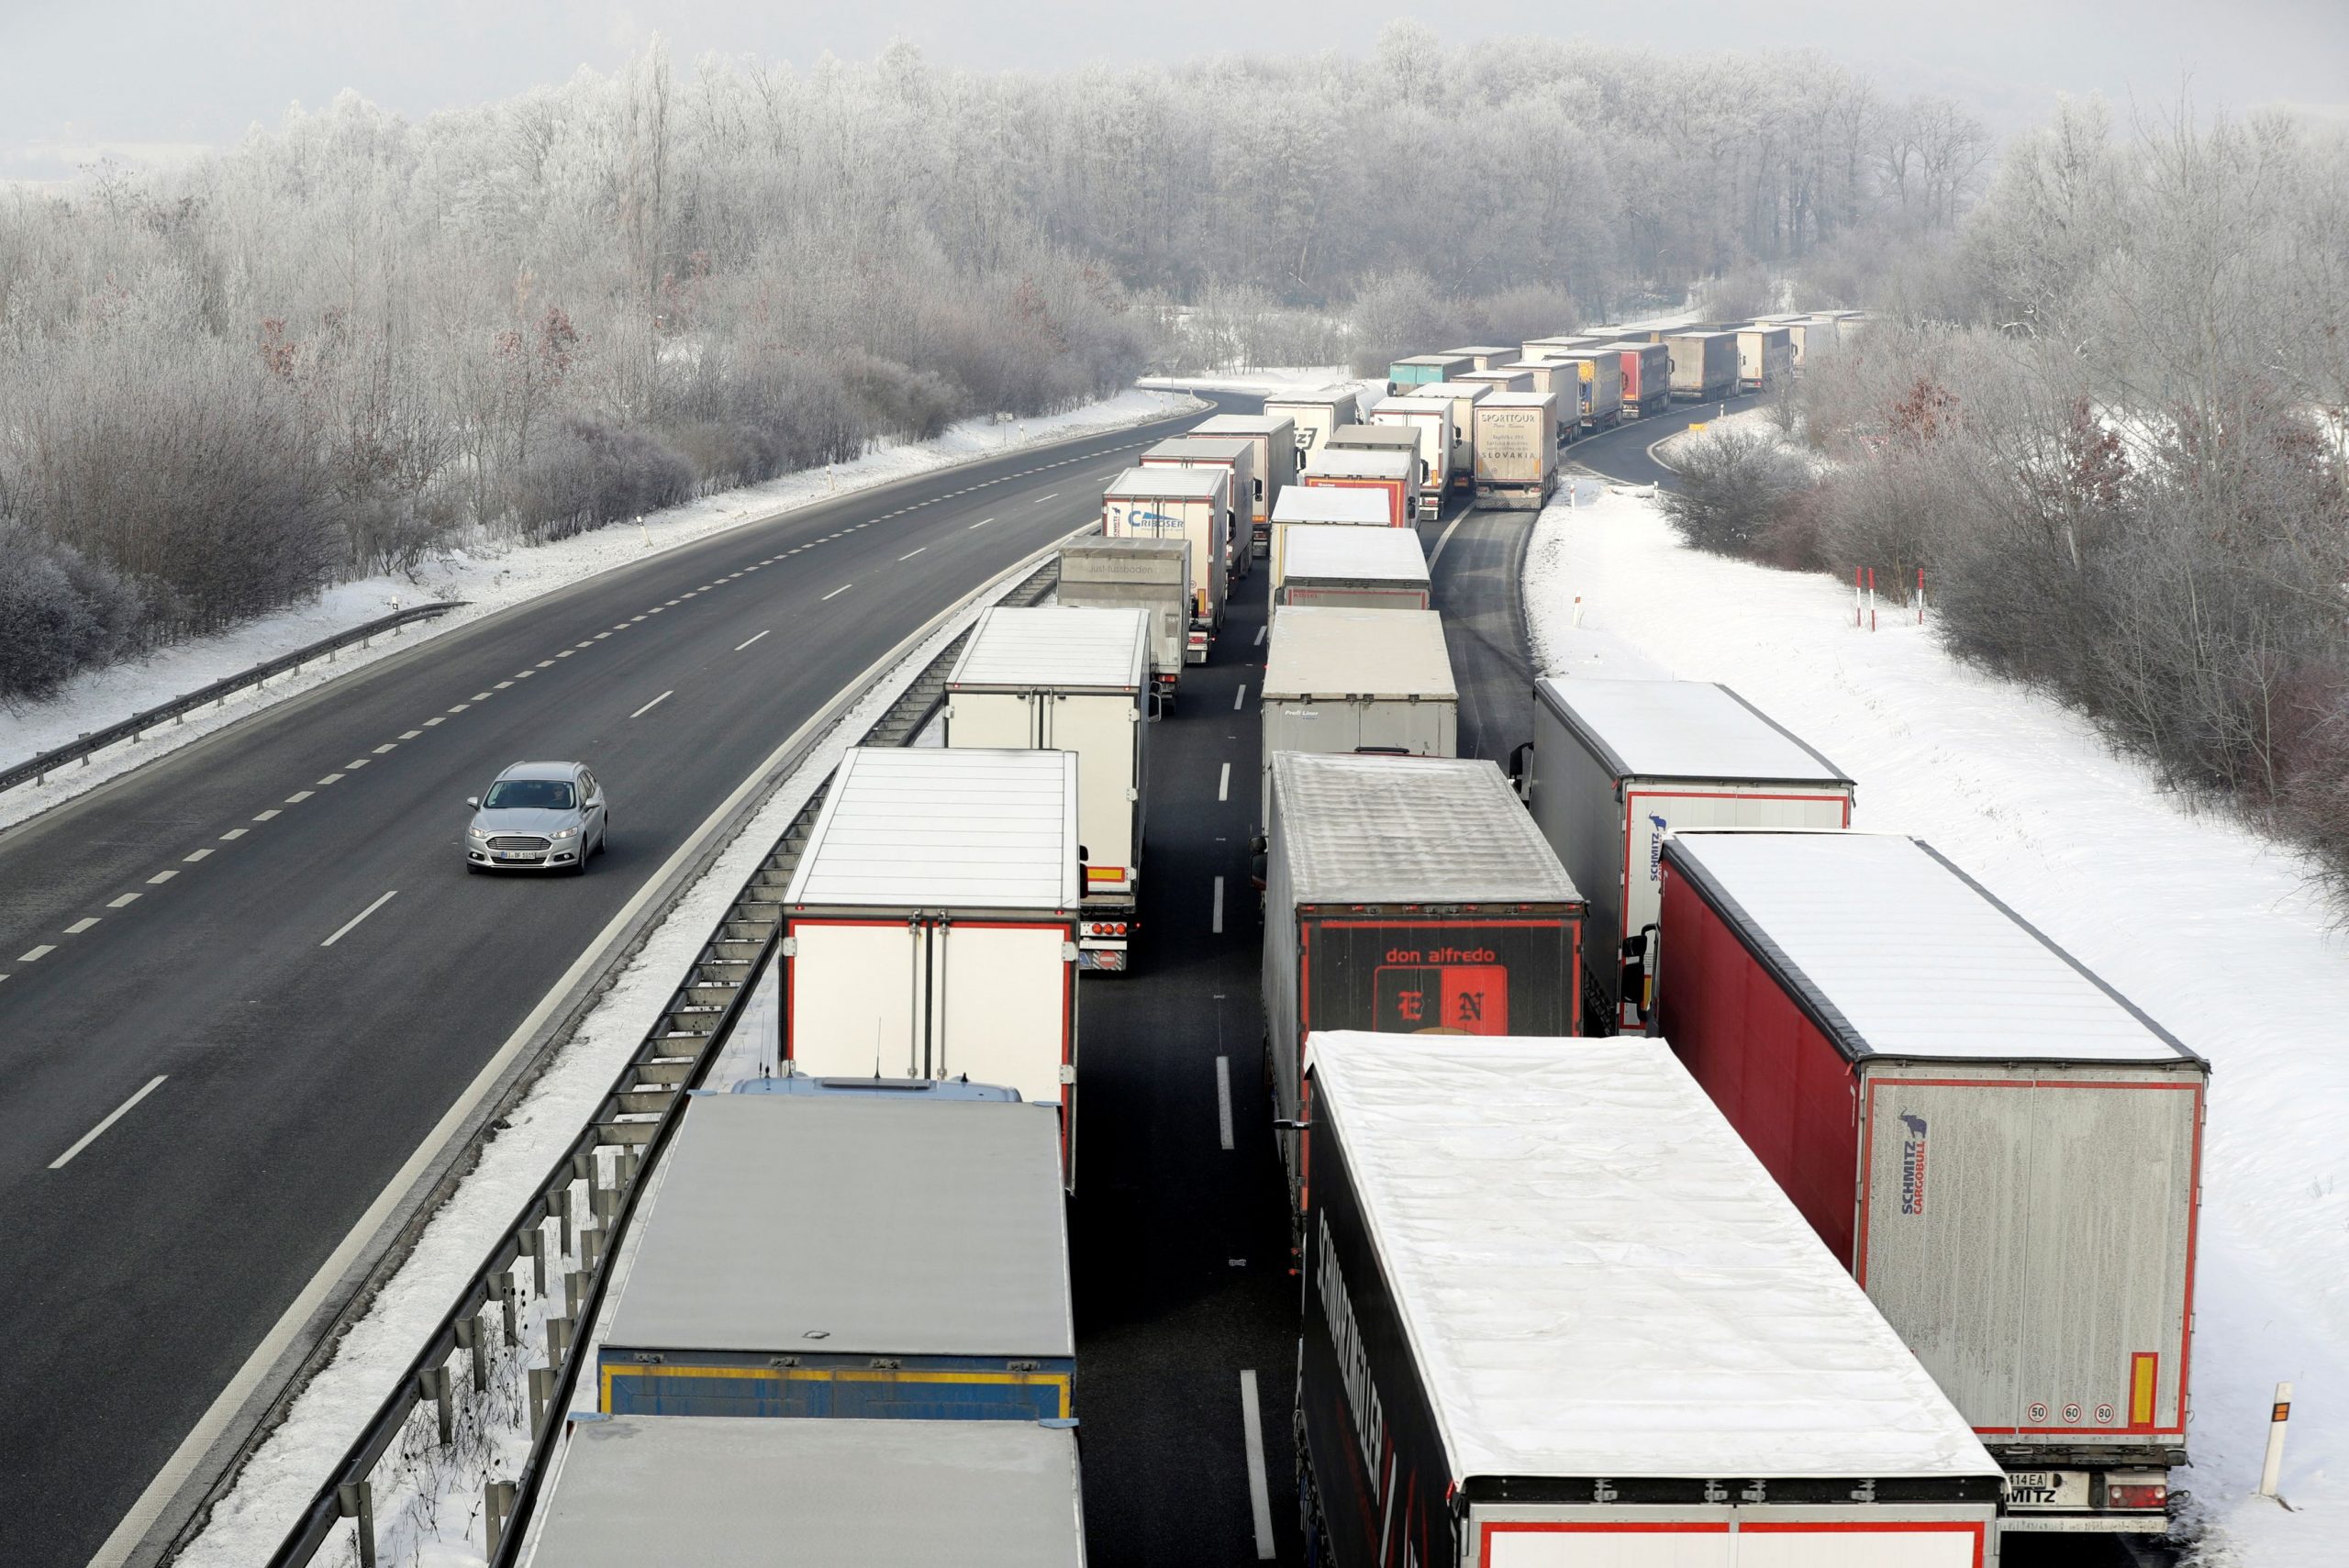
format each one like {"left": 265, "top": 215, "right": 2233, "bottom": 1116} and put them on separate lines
{"left": 1526, "top": 479, "right": 2348, "bottom": 1564}
{"left": 0, "top": 388, "right": 1201, "bottom": 832}
{"left": 172, "top": 542, "right": 1064, "bottom": 1568}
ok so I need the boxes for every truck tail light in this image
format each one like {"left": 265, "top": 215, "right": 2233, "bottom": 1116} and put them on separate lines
{"left": 2105, "top": 1481, "right": 2166, "bottom": 1510}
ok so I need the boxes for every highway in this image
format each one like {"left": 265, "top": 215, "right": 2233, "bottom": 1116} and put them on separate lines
{"left": 0, "top": 395, "right": 1233, "bottom": 1568}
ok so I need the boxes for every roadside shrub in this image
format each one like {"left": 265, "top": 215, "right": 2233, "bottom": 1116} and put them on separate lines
{"left": 1659, "top": 426, "right": 1816, "bottom": 557}
{"left": 512, "top": 420, "right": 696, "bottom": 541}
{"left": 0, "top": 526, "right": 148, "bottom": 703}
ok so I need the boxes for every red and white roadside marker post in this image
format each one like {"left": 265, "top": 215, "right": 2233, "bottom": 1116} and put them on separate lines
{"left": 2259, "top": 1381, "right": 2294, "bottom": 1502}
{"left": 1853, "top": 568, "right": 1863, "bottom": 628}
{"left": 1866, "top": 567, "right": 1877, "bottom": 632}
{"left": 1917, "top": 568, "right": 1927, "bottom": 625}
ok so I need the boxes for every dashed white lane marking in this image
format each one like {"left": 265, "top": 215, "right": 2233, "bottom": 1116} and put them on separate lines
{"left": 182, "top": 849, "right": 213, "bottom": 863}
{"left": 1218, "top": 762, "right": 1230, "bottom": 802}
{"left": 285, "top": 789, "right": 316, "bottom": 802}
{"left": 1232, "top": 684, "right": 1247, "bottom": 710}
{"left": 471, "top": 690, "right": 492, "bottom": 700}
{"left": 219, "top": 829, "right": 247, "bottom": 840}
{"left": 373, "top": 743, "right": 397, "bottom": 753}
{"left": 422, "top": 717, "right": 446, "bottom": 727}
{"left": 898, "top": 547, "right": 926, "bottom": 561}
{"left": 629, "top": 690, "right": 674, "bottom": 719}
{"left": 664, "top": 599, "right": 681, "bottom": 606}
{"left": 1240, "top": 1370, "right": 1276, "bottom": 1559}
{"left": 64, "top": 917, "right": 99, "bottom": 935}
{"left": 1033, "top": 493, "right": 1059, "bottom": 503}
{"left": 107, "top": 894, "right": 141, "bottom": 908}
{"left": 344, "top": 759, "right": 369, "bottom": 770}
{"left": 50, "top": 1075, "right": 168, "bottom": 1171}
{"left": 253, "top": 809, "right": 281, "bottom": 821}
{"left": 495, "top": 681, "right": 512, "bottom": 689}
{"left": 1217, "top": 1056, "right": 1235, "bottom": 1151}
{"left": 320, "top": 889, "right": 397, "bottom": 949}
{"left": 594, "top": 632, "right": 611, "bottom": 639}
{"left": 399, "top": 730, "right": 422, "bottom": 740}
{"left": 646, "top": 607, "right": 664, "bottom": 615}
{"left": 1211, "top": 875, "right": 1225, "bottom": 935}
{"left": 317, "top": 774, "right": 344, "bottom": 786}
{"left": 147, "top": 870, "right": 179, "bottom": 884}
{"left": 968, "top": 517, "right": 995, "bottom": 529}
{"left": 18, "top": 944, "right": 56, "bottom": 962}
{"left": 555, "top": 650, "right": 573, "bottom": 658}
{"left": 537, "top": 659, "right": 556, "bottom": 667}
{"left": 1254, "top": 624, "right": 1266, "bottom": 646}
{"left": 734, "top": 630, "right": 771, "bottom": 651}
{"left": 822, "top": 584, "right": 852, "bottom": 601}
{"left": 630, "top": 615, "right": 647, "bottom": 622}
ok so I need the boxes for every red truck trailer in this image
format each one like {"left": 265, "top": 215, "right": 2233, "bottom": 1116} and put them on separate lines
{"left": 1612, "top": 341, "right": 1672, "bottom": 417}
{"left": 1656, "top": 829, "right": 2206, "bottom": 1536}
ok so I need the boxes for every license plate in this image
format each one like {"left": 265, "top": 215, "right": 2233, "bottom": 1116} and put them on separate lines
{"left": 496, "top": 851, "right": 536, "bottom": 861}
{"left": 2004, "top": 1471, "right": 2090, "bottom": 1509}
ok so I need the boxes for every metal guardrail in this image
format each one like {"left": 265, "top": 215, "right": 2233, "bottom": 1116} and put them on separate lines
{"left": 0, "top": 601, "right": 467, "bottom": 797}
{"left": 256, "top": 554, "right": 1063, "bottom": 1568}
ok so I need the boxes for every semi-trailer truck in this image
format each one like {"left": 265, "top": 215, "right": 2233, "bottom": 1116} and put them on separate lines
{"left": 1666, "top": 330, "right": 1740, "bottom": 401}
{"left": 1101, "top": 464, "right": 1230, "bottom": 662}
{"left": 1469, "top": 392, "right": 1558, "bottom": 507}
{"left": 1137, "top": 436, "right": 1254, "bottom": 580}
{"left": 1305, "top": 441, "right": 1420, "bottom": 527}
{"left": 1054, "top": 537, "right": 1189, "bottom": 708}
{"left": 1191, "top": 411, "right": 1297, "bottom": 557}
{"left": 1271, "top": 523, "right": 1430, "bottom": 609}
{"left": 1259, "top": 609, "right": 1458, "bottom": 820}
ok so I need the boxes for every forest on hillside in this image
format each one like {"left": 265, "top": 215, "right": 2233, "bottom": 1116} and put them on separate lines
{"left": 0, "top": 28, "right": 1987, "bottom": 699}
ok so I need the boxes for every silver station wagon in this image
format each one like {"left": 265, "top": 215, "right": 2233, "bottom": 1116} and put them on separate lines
{"left": 464, "top": 761, "right": 609, "bottom": 873}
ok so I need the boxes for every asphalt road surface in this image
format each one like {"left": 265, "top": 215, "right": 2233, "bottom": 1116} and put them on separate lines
{"left": 0, "top": 395, "right": 1233, "bottom": 1568}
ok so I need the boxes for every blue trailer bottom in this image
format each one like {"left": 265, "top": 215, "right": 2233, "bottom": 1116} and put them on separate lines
{"left": 600, "top": 1354, "right": 1074, "bottom": 1421}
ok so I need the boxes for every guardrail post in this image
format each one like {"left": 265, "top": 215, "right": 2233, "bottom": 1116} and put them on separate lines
{"left": 336, "top": 1480, "right": 377, "bottom": 1568}
{"left": 454, "top": 1315, "right": 485, "bottom": 1393}
{"left": 564, "top": 1269, "right": 586, "bottom": 1324}
{"left": 418, "top": 1365, "right": 453, "bottom": 1445}
{"left": 581, "top": 1226, "right": 605, "bottom": 1271}
{"left": 485, "top": 1480, "right": 517, "bottom": 1554}
{"left": 523, "top": 1221, "right": 546, "bottom": 1296}
{"left": 499, "top": 1273, "right": 519, "bottom": 1346}
{"left": 556, "top": 1177, "right": 575, "bottom": 1257}
{"left": 528, "top": 1367, "right": 555, "bottom": 1438}
{"left": 546, "top": 1315, "right": 571, "bottom": 1368}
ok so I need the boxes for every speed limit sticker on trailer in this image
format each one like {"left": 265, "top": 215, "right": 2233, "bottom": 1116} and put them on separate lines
{"left": 2003, "top": 1471, "right": 2091, "bottom": 1509}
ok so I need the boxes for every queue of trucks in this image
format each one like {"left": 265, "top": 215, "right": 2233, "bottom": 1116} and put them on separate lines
{"left": 518, "top": 317, "right": 2207, "bottom": 1563}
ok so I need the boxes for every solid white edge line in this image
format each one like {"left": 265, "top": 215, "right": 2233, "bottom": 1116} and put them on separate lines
{"left": 50, "top": 1075, "right": 169, "bottom": 1171}
{"left": 1218, "top": 762, "right": 1230, "bottom": 802}
{"left": 733, "top": 630, "right": 771, "bottom": 652}
{"left": 319, "top": 890, "right": 397, "bottom": 949}
{"left": 81, "top": 512, "right": 1112, "bottom": 1568}
{"left": 898, "top": 547, "right": 926, "bottom": 561}
{"left": 968, "top": 517, "right": 994, "bottom": 529}
{"left": 1253, "top": 624, "right": 1266, "bottom": 646}
{"left": 1426, "top": 510, "right": 1471, "bottom": 573}
{"left": 1211, "top": 874, "right": 1225, "bottom": 935}
{"left": 1240, "top": 1369, "right": 1276, "bottom": 1559}
{"left": 1216, "top": 1055, "right": 1235, "bottom": 1151}
{"left": 629, "top": 690, "right": 674, "bottom": 719}
{"left": 1233, "top": 684, "right": 1247, "bottom": 711}
{"left": 822, "top": 584, "right": 852, "bottom": 600}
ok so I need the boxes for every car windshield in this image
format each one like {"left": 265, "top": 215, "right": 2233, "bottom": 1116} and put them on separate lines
{"left": 484, "top": 779, "right": 575, "bottom": 810}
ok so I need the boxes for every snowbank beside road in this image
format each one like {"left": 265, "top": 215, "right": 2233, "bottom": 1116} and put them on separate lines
{"left": 0, "top": 387, "right": 1201, "bottom": 831}
{"left": 1526, "top": 481, "right": 2349, "bottom": 1565}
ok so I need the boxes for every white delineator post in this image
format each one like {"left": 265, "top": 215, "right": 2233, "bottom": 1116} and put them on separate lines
{"left": 2259, "top": 1381, "right": 2293, "bottom": 1498}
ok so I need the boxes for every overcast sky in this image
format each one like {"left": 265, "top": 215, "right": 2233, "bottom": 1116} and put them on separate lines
{"left": 6, "top": 1, "right": 2345, "bottom": 182}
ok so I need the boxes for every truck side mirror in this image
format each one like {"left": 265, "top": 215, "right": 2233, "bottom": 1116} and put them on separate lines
{"left": 1622, "top": 925, "right": 1661, "bottom": 1031}
{"left": 1507, "top": 741, "right": 1532, "bottom": 798}
{"left": 1248, "top": 834, "right": 1268, "bottom": 857}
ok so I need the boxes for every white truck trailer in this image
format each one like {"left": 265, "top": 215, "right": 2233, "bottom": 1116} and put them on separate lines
{"left": 1191, "top": 411, "right": 1297, "bottom": 557}
{"left": 945, "top": 606, "right": 1150, "bottom": 973}
{"left": 1264, "top": 387, "right": 1361, "bottom": 466}
{"left": 1408, "top": 381, "right": 1492, "bottom": 491}
{"left": 1054, "top": 536, "right": 1189, "bottom": 708}
{"left": 1555, "top": 350, "right": 1625, "bottom": 430}
{"left": 1137, "top": 436, "right": 1254, "bottom": 580}
{"left": 781, "top": 747, "right": 1082, "bottom": 1184}
{"left": 1456, "top": 366, "right": 1533, "bottom": 395}
{"left": 1102, "top": 464, "right": 1230, "bottom": 662}
{"left": 1666, "top": 330, "right": 1740, "bottom": 400}
{"left": 1259, "top": 606, "right": 1456, "bottom": 820}
{"left": 1367, "top": 395, "right": 1452, "bottom": 517}
{"left": 1523, "top": 676, "right": 1854, "bottom": 1032}
{"left": 526, "top": 1417, "right": 1085, "bottom": 1566}
{"left": 1297, "top": 1034, "right": 2006, "bottom": 1568}
{"left": 1735, "top": 325, "right": 1796, "bottom": 390}
{"left": 1657, "top": 829, "right": 2207, "bottom": 1533}
{"left": 1303, "top": 445, "right": 1420, "bottom": 528}
{"left": 1447, "top": 344, "right": 1520, "bottom": 372}
{"left": 1469, "top": 392, "right": 1558, "bottom": 507}
{"left": 1501, "top": 359, "right": 1576, "bottom": 405}
{"left": 1271, "top": 523, "right": 1430, "bottom": 608}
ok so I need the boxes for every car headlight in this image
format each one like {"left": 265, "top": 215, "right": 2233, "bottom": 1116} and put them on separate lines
{"left": 468, "top": 827, "right": 492, "bottom": 839}
{"left": 550, "top": 826, "right": 579, "bottom": 840}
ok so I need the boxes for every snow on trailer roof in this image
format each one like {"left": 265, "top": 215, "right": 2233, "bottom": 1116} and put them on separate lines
{"left": 1537, "top": 676, "right": 1852, "bottom": 784}
{"left": 1278, "top": 525, "right": 1429, "bottom": 585}
{"left": 1408, "top": 381, "right": 1494, "bottom": 400}
{"left": 1307, "top": 1035, "right": 2001, "bottom": 1485}
{"left": 947, "top": 606, "right": 1149, "bottom": 692}
{"left": 1475, "top": 391, "right": 1556, "bottom": 410}
{"left": 1191, "top": 412, "right": 1292, "bottom": 435}
{"left": 1303, "top": 448, "right": 1415, "bottom": 481}
{"left": 785, "top": 747, "right": 1080, "bottom": 910}
{"left": 1264, "top": 387, "right": 1357, "bottom": 406}
{"left": 528, "top": 1417, "right": 1084, "bottom": 1567}
{"left": 1104, "top": 465, "right": 1224, "bottom": 501}
{"left": 603, "top": 1093, "right": 1074, "bottom": 1359}
{"left": 1263, "top": 606, "right": 1455, "bottom": 703}
{"left": 1275, "top": 753, "right": 1578, "bottom": 906}
{"left": 1664, "top": 831, "right": 2203, "bottom": 1065}
{"left": 1141, "top": 436, "right": 1252, "bottom": 461}
{"left": 1271, "top": 485, "right": 1392, "bottom": 526}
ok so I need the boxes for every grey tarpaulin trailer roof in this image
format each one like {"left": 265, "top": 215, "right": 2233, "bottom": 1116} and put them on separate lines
{"left": 1536, "top": 675, "right": 1853, "bottom": 785}
{"left": 1321, "top": 424, "right": 1421, "bottom": 453}
{"left": 1140, "top": 436, "right": 1253, "bottom": 462}
{"left": 947, "top": 606, "right": 1149, "bottom": 693}
{"left": 784, "top": 747, "right": 1080, "bottom": 910}
{"left": 1272, "top": 751, "right": 1578, "bottom": 906}
{"left": 1305, "top": 1034, "right": 2001, "bottom": 1485}
{"left": 1103, "top": 466, "right": 1224, "bottom": 502}
{"left": 603, "top": 1092, "right": 1074, "bottom": 1359}
{"left": 524, "top": 1416, "right": 1085, "bottom": 1567}
{"left": 1263, "top": 606, "right": 1454, "bottom": 703}
{"left": 1663, "top": 830, "right": 2208, "bottom": 1067}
